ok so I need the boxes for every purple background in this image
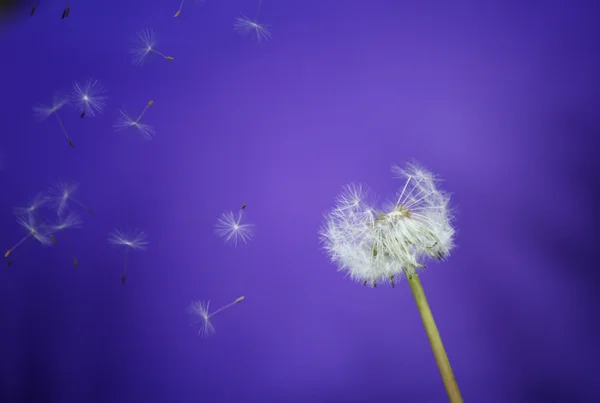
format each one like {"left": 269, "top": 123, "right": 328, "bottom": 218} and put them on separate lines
{"left": 0, "top": 0, "right": 599, "bottom": 402}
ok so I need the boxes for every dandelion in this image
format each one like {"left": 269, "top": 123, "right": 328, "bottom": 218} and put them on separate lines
{"left": 70, "top": 79, "right": 106, "bottom": 118}
{"left": 13, "top": 192, "right": 49, "bottom": 218}
{"left": 108, "top": 228, "right": 148, "bottom": 284}
{"left": 50, "top": 212, "right": 82, "bottom": 267}
{"left": 215, "top": 207, "right": 254, "bottom": 247}
{"left": 113, "top": 100, "right": 155, "bottom": 140}
{"left": 130, "top": 29, "right": 174, "bottom": 66}
{"left": 4, "top": 214, "right": 53, "bottom": 259}
{"left": 33, "top": 92, "right": 74, "bottom": 148}
{"left": 174, "top": 0, "right": 205, "bottom": 17}
{"left": 189, "top": 296, "right": 245, "bottom": 337}
{"left": 319, "top": 162, "right": 462, "bottom": 403}
{"left": 47, "top": 181, "right": 95, "bottom": 217}
{"left": 234, "top": 0, "right": 271, "bottom": 43}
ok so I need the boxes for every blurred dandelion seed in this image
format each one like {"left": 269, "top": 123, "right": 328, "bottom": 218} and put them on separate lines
{"left": 71, "top": 79, "right": 106, "bottom": 118}
{"left": 234, "top": 0, "right": 271, "bottom": 43}
{"left": 13, "top": 192, "right": 49, "bottom": 218}
{"left": 47, "top": 182, "right": 95, "bottom": 217}
{"left": 61, "top": 0, "right": 70, "bottom": 19}
{"left": 319, "top": 162, "right": 462, "bottom": 402}
{"left": 4, "top": 214, "right": 53, "bottom": 259}
{"left": 113, "top": 100, "right": 155, "bottom": 140}
{"left": 30, "top": 1, "right": 38, "bottom": 16}
{"left": 33, "top": 93, "right": 74, "bottom": 148}
{"left": 51, "top": 212, "right": 82, "bottom": 267}
{"left": 215, "top": 209, "right": 254, "bottom": 247}
{"left": 108, "top": 228, "right": 148, "bottom": 284}
{"left": 130, "top": 29, "right": 174, "bottom": 66}
{"left": 189, "top": 296, "right": 245, "bottom": 337}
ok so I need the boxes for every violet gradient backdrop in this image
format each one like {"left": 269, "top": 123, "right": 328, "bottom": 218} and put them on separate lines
{"left": 0, "top": 1, "right": 599, "bottom": 402}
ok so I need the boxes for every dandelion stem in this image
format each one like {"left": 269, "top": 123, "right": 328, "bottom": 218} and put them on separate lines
{"left": 54, "top": 112, "right": 74, "bottom": 148}
{"left": 63, "top": 231, "right": 78, "bottom": 267}
{"left": 406, "top": 271, "right": 463, "bottom": 403}
{"left": 255, "top": 0, "right": 262, "bottom": 21}
{"left": 122, "top": 247, "right": 130, "bottom": 284}
{"left": 150, "top": 49, "right": 173, "bottom": 61}
{"left": 5, "top": 233, "right": 32, "bottom": 258}
{"left": 210, "top": 296, "right": 245, "bottom": 317}
{"left": 136, "top": 101, "right": 153, "bottom": 122}
{"left": 70, "top": 197, "right": 95, "bottom": 215}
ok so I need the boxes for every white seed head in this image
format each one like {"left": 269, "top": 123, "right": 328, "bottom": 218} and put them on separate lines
{"left": 320, "top": 163, "right": 455, "bottom": 287}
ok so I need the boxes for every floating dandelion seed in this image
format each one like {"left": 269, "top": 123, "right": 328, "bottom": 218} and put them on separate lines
{"left": 33, "top": 93, "right": 74, "bottom": 148}
{"left": 71, "top": 79, "right": 106, "bottom": 118}
{"left": 189, "top": 296, "right": 245, "bottom": 337}
{"left": 174, "top": 0, "right": 205, "bottom": 17}
{"left": 319, "top": 162, "right": 462, "bottom": 402}
{"left": 13, "top": 192, "right": 49, "bottom": 218}
{"left": 130, "top": 29, "right": 174, "bottom": 67}
{"left": 234, "top": 0, "right": 271, "bottom": 43}
{"left": 4, "top": 214, "right": 53, "bottom": 259}
{"left": 215, "top": 208, "right": 254, "bottom": 247}
{"left": 113, "top": 100, "right": 155, "bottom": 140}
{"left": 108, "top": 228, "right": 148, "bottom": 284}
{"left": 50, "top": 212, "right": 82, "bottom": 267}
{"left": 61, "top": 0, "right": 70, "bottom": 19}
{"left": 47, "top": 182, "right": 95, "bottom": 217}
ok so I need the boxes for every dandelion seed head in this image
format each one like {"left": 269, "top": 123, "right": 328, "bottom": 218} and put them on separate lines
{"left": 320, "top": 163, "right": 455, "bottom": 286}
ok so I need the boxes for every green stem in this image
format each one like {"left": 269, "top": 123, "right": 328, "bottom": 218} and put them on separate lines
{"left": 406, "top": 271, "right": 463, "bottom": 403}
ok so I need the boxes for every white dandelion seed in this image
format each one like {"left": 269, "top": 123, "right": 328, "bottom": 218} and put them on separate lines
{"left": 130, "top": 29, "right": 174, "bottom": 67}
{"left": 70, "top": 78, "right": 107, "bottom": 118}
{"left": 47, "top": 181, "right": 95, "bottom": 217}
{"left": 108, "top": 228, "right": 148, "bottom": 284}
{"left": 113, "top": 100, "right": 155, "bottom": 140}
{"left": 13, "top": 192, "right": 49, "bottom": 218}
{"left": 215, "top": 210, "right": 254, "bottom": 247}
{"left": 33, "top": 92, "right": 74, "bottom": 148}
{"left": 234, "top": 14, "right": 271, "bottom": 43}
{"left": 189, "top": 296, "right": 245, "bottom": 337}
{"left": 234, "top": 0, "right": 271, "bottom": 43}
{"left": 4, "top": 214, "right": 53, "bottom": 259}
